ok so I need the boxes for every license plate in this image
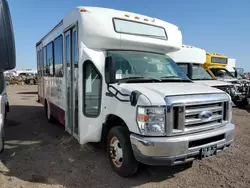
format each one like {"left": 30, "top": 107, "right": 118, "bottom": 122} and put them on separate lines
{"left": 200, "top": 145, "right": 217, "bottom": 159}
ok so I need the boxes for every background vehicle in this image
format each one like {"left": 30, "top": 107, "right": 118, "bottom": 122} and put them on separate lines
{"left": 0, "top": 0, "right": 16, "bottom": 153}
{"left": 204, "top": 52, "right": 250, "bottom": 108}
{"left": 226, "top": 58, "right": 236, "bottom": 75}
{"left": 167, "top": 45, "right": 236, "bottom": 97}
{"left": 36, "top": 7, "right": 235, "bottom": 177}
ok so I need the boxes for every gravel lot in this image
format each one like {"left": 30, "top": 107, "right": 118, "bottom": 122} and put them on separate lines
{"left": 0, "top": 85, "right": 250, "bottom": 188}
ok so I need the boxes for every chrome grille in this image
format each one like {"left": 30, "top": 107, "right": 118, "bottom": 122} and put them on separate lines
{"left": 184, "top": 102, "right": 224, "bottom": 131}
{"left": 165, "top": 93, "right": 230, "bottom": 136}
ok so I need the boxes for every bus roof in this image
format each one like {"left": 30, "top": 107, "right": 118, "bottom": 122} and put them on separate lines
{"left": 206, "top": 52, "right": 227, "bottom": 59}
{"left": 205, "top": 52, "right": 228, "bottom": 67}
{"left": 167, "top": 45, "right": 206, "bottom": 64}
{"left": 37, "top": 6, "right": 182, "bottom": 54}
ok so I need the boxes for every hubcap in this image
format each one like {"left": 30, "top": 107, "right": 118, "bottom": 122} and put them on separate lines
{"left": 109, "top": 137, "right": 123, "bottom": 167}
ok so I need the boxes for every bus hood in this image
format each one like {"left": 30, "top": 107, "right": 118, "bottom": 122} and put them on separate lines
{"left": 193, "top": 80, "right": 233, "bottom": 87}
{"left": 117, "top": 82, "right": 225, "bottom": 105}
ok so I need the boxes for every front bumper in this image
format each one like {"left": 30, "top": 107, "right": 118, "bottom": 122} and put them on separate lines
{"left": 130, "top": 123, "right": 235, "bottom": 166}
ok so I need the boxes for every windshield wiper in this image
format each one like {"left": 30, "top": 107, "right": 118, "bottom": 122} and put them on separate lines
{"left": 192, "top": 78, "right": 213, "bottom": 80}
{"left": 160, "top": 76, "right": 191, "bottom": 82}
{"left": 160, "top": 75, "right": 180, "bottom": 79}
{"left": 118, "top": 76, "right": 162, "bottom": 84}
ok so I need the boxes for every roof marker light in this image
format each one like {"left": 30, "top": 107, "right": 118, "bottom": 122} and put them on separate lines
{"left": 135, "top": 16, "right": 140, "bottom": 19}
{"left": 80, "top": 8, "right": 87, "bottom": 12}
{"left": 144, "top": 18, "right": 149, "bottom": 21}
{"left": 125, "top": 14, "right": 130, "bottom": 18}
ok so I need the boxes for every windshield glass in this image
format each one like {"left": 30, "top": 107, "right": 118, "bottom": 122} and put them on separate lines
{"left": 192, "top": 64, "right": 213, "bottom": 80}
{"left": 234, "top": 68, "right": 244, "bottom": 79}
{"left": 106, "top": 51, "right": 190, "bottom": 82}
{"left": 210, "top": 68, "right": 235, "bottom": 79}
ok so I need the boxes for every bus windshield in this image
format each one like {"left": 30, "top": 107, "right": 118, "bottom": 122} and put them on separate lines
{"left": 107, "top": 51, "right": 190, "bottom": 82}
{"left": 210, "top": 68, "right": 235, "bottom": 79}
{"left": 191, "top": 64, "right": 213, "bottom": 80}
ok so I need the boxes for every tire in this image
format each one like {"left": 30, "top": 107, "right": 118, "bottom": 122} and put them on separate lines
{"left": 107, "top": 126, "right": 138, "bottom": 177}
{"left": 0, "top": 130, "right": 4, "bottom": 154}
{"left": 234, "top": 98, "right": 249, "bottom": 109}
{"left": 45, "top": 101, "right": 54, "bottom": 123}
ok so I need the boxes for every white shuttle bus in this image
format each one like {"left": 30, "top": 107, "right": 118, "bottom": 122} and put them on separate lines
{"left": 36, "top": 7, "right": 235, "bottom": 177}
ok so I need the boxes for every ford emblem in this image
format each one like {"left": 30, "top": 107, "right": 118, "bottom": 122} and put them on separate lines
{"left": 198, "top": 111, "right": 213, "bottom": 120}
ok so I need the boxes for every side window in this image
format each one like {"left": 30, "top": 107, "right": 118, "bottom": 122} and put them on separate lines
{"left": 54, "top": 35, "right": 63, "bottom": 77}
{"left": 46, "top": 42, "right": 54, "bottom": 76}
{"left": 40, "top": 49, "right": 43, "bottom": 76}
{"left": 43, "top": 46, "right": 47, "bottom": 76}
{"left": 66, "top": 35, "right": 70, "bottom": 63}
{"left": 73, "top": 30, "right": 78, "bottom": 62}
{"left": 177, "top": 64, "right": 188, "bottom": 75}
{"left": 83, "top": 61, "right": 102, "bottom": 117}
{"left": 37, "top": 50, "right": 40, "bottom": 77}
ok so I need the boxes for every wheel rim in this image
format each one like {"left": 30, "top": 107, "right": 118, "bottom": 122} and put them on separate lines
{"left": 109, "top": 136, "right": 123, "bottom": 167}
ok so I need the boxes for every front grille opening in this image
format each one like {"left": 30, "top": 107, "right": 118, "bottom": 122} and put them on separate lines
{"left": 186, "top": 102, "right": 221, "bottom": 110}
{"left": 188, "top": 134, "right": 225, "bottom": 148}
{"left": 186, "top": 111, "right": 222, "bottom": 120}
{"left": 185, "top": 120, "right": 221, "bottom": 128}
{"left": 223, "top": 102, "right": 228, "bottom": 120}
{"left": 173, "top": 107, "right": 179, "bottom": 129}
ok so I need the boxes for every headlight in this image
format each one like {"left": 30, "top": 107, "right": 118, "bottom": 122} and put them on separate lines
{"left": 136, "top": 107, "right": 165, "bottom": 136}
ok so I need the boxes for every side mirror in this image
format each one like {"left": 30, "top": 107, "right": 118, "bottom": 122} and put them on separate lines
{"left": 0, "top": 0, "right": 16, "bottom": 71}
{"left": 105, "top": 56, "right": 116, "bottom": 84}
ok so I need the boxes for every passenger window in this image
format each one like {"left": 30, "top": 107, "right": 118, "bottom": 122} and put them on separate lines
{"left": 73, "top": 30, "right": 78, "bottom": 62}
{"left": 43, "top": 46, "right": 47, "bottom": 76}
{"left": 47, "top": 42, "right": 54, "bottom": 76}
{"left": 66, "top": 35, "right": 70, "bottom": 63}
{"left": 83, "top": 61, "right": 102, "bottom": 117}
{"left": 54, "top": 35, "right": 63, "bottom": 77}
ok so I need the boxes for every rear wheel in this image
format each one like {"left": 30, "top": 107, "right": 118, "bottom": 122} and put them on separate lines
{"left": 107, "top": 126, "right": 138, "bottom": 177}
{"left": 45, "top": 100, "right": 54, "bottom": 123}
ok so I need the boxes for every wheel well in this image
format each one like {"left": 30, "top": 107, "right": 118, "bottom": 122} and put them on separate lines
{"left": 101, "top": 114, "right": 128, "bottom": 150}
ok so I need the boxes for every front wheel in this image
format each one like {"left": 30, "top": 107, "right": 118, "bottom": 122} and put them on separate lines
{"left": 234, "top": 98, "right": 249, "bottom": 109}
{"left": 107, "top": 126, "right": 139, "bottom": 177}
{"left": 0, "top": 130, "right": 4, "bottom": 154}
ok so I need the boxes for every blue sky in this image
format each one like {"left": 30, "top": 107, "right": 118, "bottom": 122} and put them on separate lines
{"left": 8, "top": 0, "right": 250, "bottom": 71}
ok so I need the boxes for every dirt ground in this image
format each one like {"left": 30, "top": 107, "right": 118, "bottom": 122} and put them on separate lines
{"left": 0, "top": 85, "right": 250, "bottom": 188}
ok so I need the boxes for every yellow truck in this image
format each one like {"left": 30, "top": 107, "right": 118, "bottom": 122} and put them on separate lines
{"left": 203, "top": 52, "right": 250, "bottom": 108}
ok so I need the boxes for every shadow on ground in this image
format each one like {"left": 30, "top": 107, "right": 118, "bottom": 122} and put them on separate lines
{"left": 17, "top": 91, "right": 38, "bottom": 95}
{"left": 0, "top": 105, "right": 192, "bottom": 188}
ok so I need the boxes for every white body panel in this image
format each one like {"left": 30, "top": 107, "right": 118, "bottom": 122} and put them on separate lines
{"left": 167, "top": 45, "right": 206, "bottom": 64}
{"left": 194, "top": 80, "right": 233, "bottom": 87}
{"left": 226, "top": 58, "right": 236, "bottom": 73}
